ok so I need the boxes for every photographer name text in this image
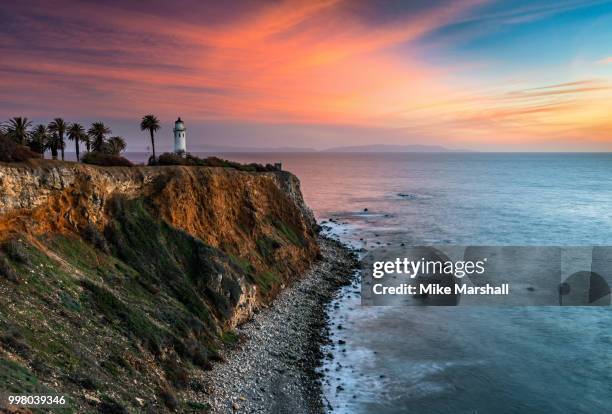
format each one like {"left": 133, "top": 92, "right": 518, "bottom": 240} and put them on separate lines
{"left": 372, "top": 283, "right": 509, "bottom": 296}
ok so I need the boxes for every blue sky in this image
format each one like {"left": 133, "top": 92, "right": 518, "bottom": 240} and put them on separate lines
{"left": 2, "top": 0, "right": 612, "bottom": 151}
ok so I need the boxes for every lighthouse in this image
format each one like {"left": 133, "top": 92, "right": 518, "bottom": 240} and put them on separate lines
{"left": 173, "top": 117, "right": 187, "bottom": 155}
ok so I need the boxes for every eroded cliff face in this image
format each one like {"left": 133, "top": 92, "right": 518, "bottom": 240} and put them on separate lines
{"left": 0, "top": 160, "right": 319, "bottom": 412}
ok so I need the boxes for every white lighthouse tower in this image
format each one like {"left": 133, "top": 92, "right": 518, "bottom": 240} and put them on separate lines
{"left": 173, "top": 117, "right": 187, "bottom": 155}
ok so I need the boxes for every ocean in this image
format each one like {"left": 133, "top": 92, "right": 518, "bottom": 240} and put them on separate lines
{"left": 215, "top": 152, "right": 612, "bottom": 414}
{"left": 124, "top": 152, "right": 612, "bottom": 413}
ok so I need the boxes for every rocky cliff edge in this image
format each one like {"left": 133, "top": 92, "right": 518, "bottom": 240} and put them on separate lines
{"left": 0, "top": 160, "right": 320, "bottom": 412}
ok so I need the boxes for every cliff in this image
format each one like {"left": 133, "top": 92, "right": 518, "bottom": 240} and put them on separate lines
{"left": 0, "top": 160, "right": 320, "bottom": 412}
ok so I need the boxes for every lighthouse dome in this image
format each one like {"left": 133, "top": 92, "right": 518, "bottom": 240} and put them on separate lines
{"left": 174, "top": 117, "right": 185, "bottom": 131}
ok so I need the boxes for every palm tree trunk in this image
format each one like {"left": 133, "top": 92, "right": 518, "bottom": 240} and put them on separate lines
{"left": 75, "top": 139, "right": 80, "bottom": 162}
{"left": 150, "top": 129, "right": 156, "bottom": 160}
{"left": 60, "top": 133, "right": 65, "bottom": 161}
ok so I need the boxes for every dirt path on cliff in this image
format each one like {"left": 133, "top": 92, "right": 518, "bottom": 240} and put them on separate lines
{"left": 199, "top": 236, "right": 358, "bottom": 413}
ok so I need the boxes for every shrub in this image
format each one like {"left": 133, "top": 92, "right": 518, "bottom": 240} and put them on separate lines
{"left": 67, "top": 372, "right": 97, "bottom": 390}
{"left": 3, "top": 239, "right": 29, "bottom": 263}
{"left": 82, "top": 151, "right": 133, "bottom": 167}
{"left": 220, "top": 330, "right": 239, "bottom": 345}
{"left": 150, "top": 153, "right": 279, "bottom": 172}
{"left": 257, "top": 271, "right": 279, "bottom": 294}
{"left": 98, "top": 398, "right": 128, "bottom": 414}
{"left": 60, "top": 291, "right": 82, "bottom": 313}
{"left": 151, "top": 152, "right": 185, "bottom": 166}
{"left": 187, "top": 401, "right": 210, "bottom": 411}
{"left": 192, "top": 348, "right": 212, "bottom": 370}
{"left": 163, "top": 358, "right": 190, "bottom": 389}
{"left": 0, "top": 255, "right": 20, "bottom": 283}
{"left": 159, "top": 384, "right": 179, "bottom": 410}
{"left": 81, "top": 222, "right": 109, "bottom": 253}
{"left": 1, "top": 329, "right": 31, "bottom": 358}
{"left": 0, "top": 134, "right": 39, "bottom": 162}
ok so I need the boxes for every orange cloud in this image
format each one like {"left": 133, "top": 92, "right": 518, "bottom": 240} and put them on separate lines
{"left": 1, "top": 0, "right": 487, "bottom": 124}
{"left": 2, "top": 0, "right": 612, "bottom": 149}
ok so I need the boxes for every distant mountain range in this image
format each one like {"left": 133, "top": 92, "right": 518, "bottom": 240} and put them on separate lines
{"left": 321, "top": 144, "right": 473, "bottom": 153}
{"left": 187, "top": 144, "right": 472, "bottom": 153}
{"left": 188, "top": 145, "right": 317, "bottom": 153}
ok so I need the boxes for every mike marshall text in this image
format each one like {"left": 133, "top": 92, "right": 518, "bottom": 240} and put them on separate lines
{"left": 372, "top": 283, "right": 510, "bottom": 295}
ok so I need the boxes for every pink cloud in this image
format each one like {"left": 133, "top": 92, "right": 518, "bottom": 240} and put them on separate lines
{"left": 598, "top": 57, "right": 612, "bottom": 65}
{"left": 2, "top": 0, "right": 612, "bottom": 149}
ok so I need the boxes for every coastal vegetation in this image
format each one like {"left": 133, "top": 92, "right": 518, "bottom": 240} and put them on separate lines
{"left": 48, "top": 118, "right": 68, "bottom": 161}
{"left": 151, "top": 152, "right": 280, "bottom": 172}
{"left": 67, "top": 122, "right": 85, "bottom": 161}
{"left": 0, "top": 116, "right": 129, "bottom": 165}
{"left": 4, "top": 117, "right": 32, "bottom": 145}
{"left": 80, "top": 151, "right": 134, "bottom": 167}
{"left": 140, "top": 114, "right": 160, "bottom": 161}
{"left": 1, "top": 115, "right": 277, "bottom": 172}
{"left": 0, "top": 162, "right": 319, "bottom": 412}
{"left": 0, "top": 128, "right": 39, "bottom": 162}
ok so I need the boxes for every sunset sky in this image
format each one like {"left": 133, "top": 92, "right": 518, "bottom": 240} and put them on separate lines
{"left": 2, "top": 0, "right": 612, "bottom": 151}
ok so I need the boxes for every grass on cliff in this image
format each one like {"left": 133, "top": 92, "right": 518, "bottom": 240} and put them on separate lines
{"left": 229, "top": 254, "right": 253, "bottom": 273}
{"left": 81, "top": 279, "right": 168, "bottom": 354}
{"left": 0, "top": 193, "right": 309, "bottom": 412}
{"left": 104, "top": 197, "right": 244, "bottom": 322}
{"left": 256, "top": 270, "right": 280, "bottom": 294}
{"left": 256, "top": 236, "right": 281, "bottom": 259}
{"left": 275, "top": 219, "right": 305, "bottom": 246}
{"left": 0, "top": 200, "right": 250, "bottom": 412}
{"left": 0, "top": 358, "right": 39, "bottom": 393}
{"left": 0, "top": 358, "right": 73, "bottom": 413}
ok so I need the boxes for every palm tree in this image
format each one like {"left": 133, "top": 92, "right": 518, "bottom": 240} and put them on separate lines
{"left": 88, "top": 122, "right": 111, "bottom": 152}
{"left": 4, "top": 117, "right": 32, "bottom": 145}
{"left": 48, "top": 118, "right": 68, "bottom": 161}
{"left": 82, "top": 133, "right": 91, "bottom": 153}
{"left": 29, "top": 124, "right": 48, "bottom": 158}
{"left": 67, "top": 123, "right": 85, "bottom": 162}
{"left": 140, "top": 115, "right": 160, "bottom": 161}
{"left": 106, "top": 136, "right": 127, "bottom": 155}
{"left": 48, "top": 133, "right": 60, "bottom": 160}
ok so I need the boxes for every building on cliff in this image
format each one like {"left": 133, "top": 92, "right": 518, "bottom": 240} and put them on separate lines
{"left": 173, "top": 117, "right": 187, "bottom": 155}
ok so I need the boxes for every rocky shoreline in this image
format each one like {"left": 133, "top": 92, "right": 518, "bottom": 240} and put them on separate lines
{"left": 202, "top": 236, "right": 358, "bottom": 413}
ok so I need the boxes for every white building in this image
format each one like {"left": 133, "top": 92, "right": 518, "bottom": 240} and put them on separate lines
{"left": 173, "top": 117, "right": 187, "bottom": 155}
